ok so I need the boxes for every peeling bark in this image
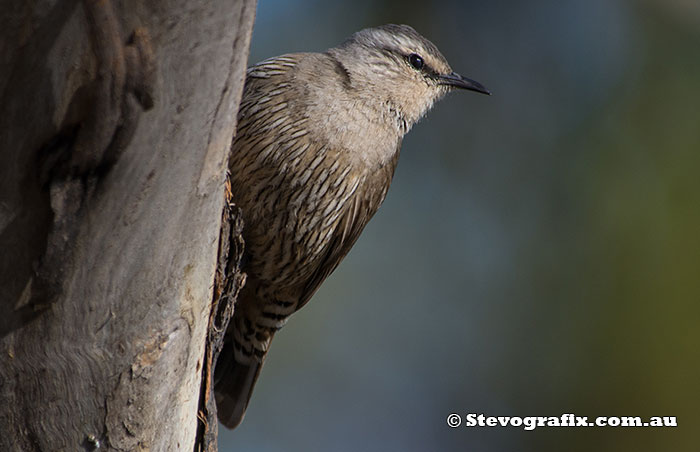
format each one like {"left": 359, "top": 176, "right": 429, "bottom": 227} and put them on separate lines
{"left": 196, "top": 188, "right": 246, "bottom": 452}
{"left": 0, "top": 1, "right": 255, "bottom": 450}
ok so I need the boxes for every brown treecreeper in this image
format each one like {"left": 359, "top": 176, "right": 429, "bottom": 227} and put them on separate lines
{"left": 216, "top": 24, "right": 489, "bottom": 429}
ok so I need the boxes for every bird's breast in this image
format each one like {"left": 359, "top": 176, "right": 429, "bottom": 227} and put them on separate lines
{"left": 229, "top": 64, "right": 401, "bottom": 294}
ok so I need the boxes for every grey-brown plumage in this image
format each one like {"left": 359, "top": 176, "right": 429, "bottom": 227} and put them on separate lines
{"left": 215, "top": 24, "right": 489, "bottom": 429}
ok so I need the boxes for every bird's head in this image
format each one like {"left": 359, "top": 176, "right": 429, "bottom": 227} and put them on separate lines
{"left": 329, "top": 24, "right": 489, "bottom": 132}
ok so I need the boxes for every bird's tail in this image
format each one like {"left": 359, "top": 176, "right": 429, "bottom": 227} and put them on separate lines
{"left": 214, "top": 349, "right": 263, "bottom": 429}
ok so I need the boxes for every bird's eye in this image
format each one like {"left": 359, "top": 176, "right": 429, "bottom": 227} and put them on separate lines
{"left": 408, "top": 53, "right": 424, "bottom": 70}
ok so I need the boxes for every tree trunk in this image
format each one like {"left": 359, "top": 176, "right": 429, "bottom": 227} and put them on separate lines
{"left": 0, "top": 1, "right": 255, "bottom": 450}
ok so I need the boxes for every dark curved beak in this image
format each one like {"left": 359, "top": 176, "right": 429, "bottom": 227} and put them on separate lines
{"left": 439, "top": 72, "right": 491, "bottom": 95}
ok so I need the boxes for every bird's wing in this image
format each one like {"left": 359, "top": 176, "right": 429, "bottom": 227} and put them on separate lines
{"left": 245, "top": 54, "right": 302, "bottom": 80}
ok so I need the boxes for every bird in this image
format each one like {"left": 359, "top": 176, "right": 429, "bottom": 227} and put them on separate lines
{"left": 215, "top": 23, "right": 489, "bottom": 429}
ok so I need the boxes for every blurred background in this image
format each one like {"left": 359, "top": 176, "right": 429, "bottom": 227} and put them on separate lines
{"left": 220, "top": 0, "right": 700, "bottom": 451}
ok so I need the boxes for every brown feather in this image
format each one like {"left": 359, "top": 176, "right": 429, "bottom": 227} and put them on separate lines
{"left": 216, "top": 24, "right": 483, "bottom": 429}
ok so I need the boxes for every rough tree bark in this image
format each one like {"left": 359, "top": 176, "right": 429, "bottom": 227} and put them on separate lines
{"left": 0, "top": 1, "right": 255, "bottom": 450}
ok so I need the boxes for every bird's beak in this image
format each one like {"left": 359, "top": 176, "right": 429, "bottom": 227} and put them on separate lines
{"left": 439, "top": 72, "right": 491, "bottom": 95}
